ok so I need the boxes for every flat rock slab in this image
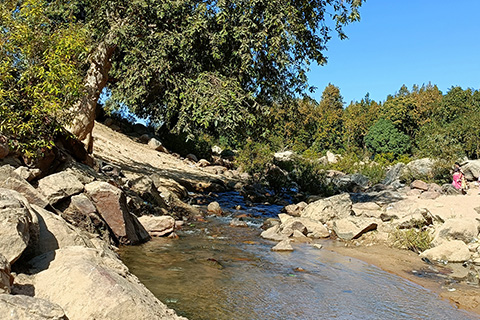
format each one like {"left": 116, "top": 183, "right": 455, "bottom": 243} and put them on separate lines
{"left": 0, "top": 294, "right": 67, "bottom": 320}
{"left": 37, "top": 172, "right": 84, "bottom": 205}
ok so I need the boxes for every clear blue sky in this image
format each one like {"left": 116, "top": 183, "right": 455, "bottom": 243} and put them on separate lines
{"left": 308, "top": 0, "right": 480, "bottom": 105}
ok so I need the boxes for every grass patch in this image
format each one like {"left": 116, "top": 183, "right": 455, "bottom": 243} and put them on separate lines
{"left": 390, "top": 228, "right": 433, "bottom": 253}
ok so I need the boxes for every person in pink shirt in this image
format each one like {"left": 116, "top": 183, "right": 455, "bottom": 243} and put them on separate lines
{"left": 452, "top": 167, "right": 463, "bottom": 190}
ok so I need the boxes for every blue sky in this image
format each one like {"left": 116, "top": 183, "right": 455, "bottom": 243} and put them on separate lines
{"left": 308, "top": 1, "right": 480, "bottom": 105}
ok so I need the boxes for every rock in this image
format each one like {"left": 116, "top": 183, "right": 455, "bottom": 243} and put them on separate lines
{"left": 197, "top": 159, "right": 211, "bottom": 167}
{"left": 211, "top": 145, "right": 223, "bottom": 155}
{"left": 280, "top": 216, "right": 329, "bottom": 239}
{"left": 130, "top": 176, "right": 167, "bottom": 208}
{"left": 395, "top": 208, "right": 433, "bottom": 229}
{"left": 0, "top": 254, "right": 13, "bottom": 294}
{"left": 230, "top": 218, "right": 248, "bottom": 228}
{"left": 383, "top": 163, "right": 406, "bottom": 185}
{"left": 272, "top": 240, "right": 293, "bottom": 251}
{"left": 262, "top": 218, "right": 280, "bottom": 230}
{"left": 261, "top": 225, "right": 288, "bottom": 241}
{"left": 29, "top": 246, "right": 186, "bottom": 320}
{"left": 420, "top": 240, "right": 471, "bottom": 263}
{"left": 428, "top": 183, "right": 442, "bottom": 193}
{"left": 301, "top": 193, "right": 353, "bottom": 223}
{"left": 85, "top": 181, "right": 150, "bottom": 244}
{"left": 419, "top": 191, "right": 441, "bottom": 200}
{"left": 37, "top": 172, "right": 84, "bottom": 205}
{"left": 58, "top": 160, "right": 100, "bottom": 185}
{"left": 30, "top": 204, "right": 93, "bottom": 257}
{"left": 282, "top": 202, "right": 307, "bottom": 217}
{"left": 433, "top": 218, "right": 480, "bottom": 245}
{"left": 352, "top": 202, "right": 382, "bottom": 219}
{"left": 0, "top": 165, "right": 48, "bottom": 208}
{"left": 0, "top": 294, "right": 68, "bottom": 320}
{"left": 139, "top": 134, "right": 150, "bottom": 143}
{"left": 405, "top": 158, "right": 435, "bottom": 176}
{"left": 410, "top": 180, "right": 429, "bottom": 191}
{"left": 185, "top": 154, "right": 198, "bottom": 162}
{"left": 138, "top": 215, "right": 175, "bottom": 236}
{"left": 150, "top": 174, "right": 188, "bottom": 200}
{"left": 147, "top": 138, "right": 167, "bottom": 153}
{"left": 0, "top": 188, "right": 36, "bottom": 264}
{"left": 62, "top": 194, "right": 108, "bottom": 236}
{"left": 326, "top": 151, "right": 340, "bottom": 164}
{"left": 463, "top": 160, "right": 480, "bottom": 181}
{"left": 14, "top": 166, "right": 42, "bottom": 182}
{"left": 207, "top": 201, "right": 223, "bottom": 215}
{"left": 332, "top": 217, "right": 378, "bottom": 240}
{"left": 273, "top": 151, "right": 296, "bottom": 164}
{"left": 0, "top": 135, "right": 9, "bottom": 159}
{"left": 441, "top": 184, "right": 462, "bottom": 195}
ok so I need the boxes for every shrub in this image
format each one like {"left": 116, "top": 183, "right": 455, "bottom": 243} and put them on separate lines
{"left": 236, "top": 139, "right": 273, "bottom": 181}
{"left": 390, "top": 228, "right": 433, "bottom": 253}
{"left": 364, "top": 119, "right": 411, "bottom": 158}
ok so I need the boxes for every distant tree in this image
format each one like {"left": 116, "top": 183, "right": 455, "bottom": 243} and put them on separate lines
{"left": 364, "top": 119, "right": 410, "bottom": 157}
{"left": 343, "top": 93, "right": 380, "bottom": 150}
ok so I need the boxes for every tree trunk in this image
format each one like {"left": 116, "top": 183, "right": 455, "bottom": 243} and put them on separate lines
{"left": 67, "top": 39, "right": 116, "bottom": 143}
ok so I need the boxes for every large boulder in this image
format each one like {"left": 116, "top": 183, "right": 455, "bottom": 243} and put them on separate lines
{"left": 0, "top": 189, "right": 36, "bottom": 264}
{"left": 278, "top": 214, "right": 329, "bottom": 239}
{"left": 282, "top": 202, "right": 307, "bottom": 217}
{"left": 138, "top": 215, "right": 175, "bottom": 237}
{"left": 383, "top": 163, "right": 406, "bottom": 186}
{"left": 0, "top": 294, "right": 68, "bottom": 320}
{"left": 332, "top": 217, "right": 378, "bottom": 240}
{"left": 0, "top": 165, "right": 48, "bottom": 208}
{"left": 301, "top": 193, "right": 353, "bottom": 223}
{"left": 85, "top": 181, "right": 150, "bottom": 244}
{"left": 29, "top": 246, "right": 186, "bottom": 320}
{"left": 0, "top": 254, "right": 13, "bottom": 294}
{"left": 463, "top": 160, "right": 480, "bottom": 181}
{"left": 30, "top": 204, "right": 93, "bottom": 257}
{"left": 433, "top": 218, "right": 480, "bottom": 246}
{"left": 420, "top": 240, "right": 471, "bottom": 263}
{"left": 404, "top": 158, "right": 435, "bottom": 177}
{"left": 150, "top": 174, "right": 188, "bottom": 200}
{"left": 62, "top": 194, "right": 107, "bottom": 236}
{"left": 37, "top": 172, "right": 84, "bottom": 205}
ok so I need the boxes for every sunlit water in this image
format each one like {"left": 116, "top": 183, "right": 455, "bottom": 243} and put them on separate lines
{"left": 120, "top": 217, "right": 480, "bottom": 320}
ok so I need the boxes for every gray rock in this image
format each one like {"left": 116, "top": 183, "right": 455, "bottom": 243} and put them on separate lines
{"left": 230, "top": 218, "right": 248, "bottom": 228}
{"left": 130, "top": 176, "right": 167, "bottom": 208}
{"left": 185, "top": 154, "right": 198, "bottom": 162}
{"left": 0, "top": 294, "right": 68, "bottom": 320}
{"left": 463, "top": 160, "right": 480, "bottom": 181}
{"left": 207, "top": 201, "right": 223, "bottom": 215}
{"left": 383, "top": 163, "right": 406, "bottom": 185}
{"left": 85, "top": 181, "right": 150, "bottom": 244}
{"left": 395, "top": 208, "right": 433, "bottom": 229}
{"left": 29, "top": 246, "right": 186, "bottom": 320}
{"left": 405, "top": 158, "right": 435, "bottom": 176}
{"left": 332, "top": 217, "right": 378, "bottom": 240}
{"left": 14, "top": 166, "right": 42, "bottom": 182}
{"left": 420, "top": 240, "right": 471, "bottom": 263}
{"left": 261, "top": 225, "right": 288, "bottom": 241}
{"left": 301, "top": 193, "right": 353, "bottom": 223}
{"left": 37, "top": 172, "right": 84, "bottom": 204}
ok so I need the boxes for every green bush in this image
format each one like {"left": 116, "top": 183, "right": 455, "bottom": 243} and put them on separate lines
{"left": 290, "top": 158, "right": 334, "bottom": 196}
{"left": 390, "top": 228, "right": 433, "bottom": 253}
{"left": 364, "top": 119, "right": 411, "bottom": 158}
{"left": 236, "top": 139, "right": 273, "bottom": 182}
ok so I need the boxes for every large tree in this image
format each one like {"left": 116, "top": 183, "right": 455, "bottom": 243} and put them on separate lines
{"left": 67, "top": 0, "right": 363, "bottom": 145}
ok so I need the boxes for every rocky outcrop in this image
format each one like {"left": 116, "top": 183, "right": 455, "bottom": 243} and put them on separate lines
{"left": 0, "top": 189, "right": 36, "bottom": 264}
{"left": 432, "top": 218, "right": 480, "bottom": 245}
{"left": 301, "top": 193, "right": 353, "bottom": 223}
{"left": 37, "top": 172, "right": 84, "bottom": 205}
{"left": 0, "top": 294, "right": 68, "bottom": 320}
{"left": 463, "top": 160, "right": 480, "bottom": 181}
{"left": 29, "top": 246, "right": 186, "bottom": 320}
{"left": 85, "top": 181, "right": 150, "bottom": 244}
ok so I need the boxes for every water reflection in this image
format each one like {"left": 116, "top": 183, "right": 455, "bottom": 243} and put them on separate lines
{"left": 120, "top": 219, "right": 480, "bottom": 320}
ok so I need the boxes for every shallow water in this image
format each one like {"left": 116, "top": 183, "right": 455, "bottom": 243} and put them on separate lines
{"left": 120, "top": 218, "right": 480, "bottom": 320}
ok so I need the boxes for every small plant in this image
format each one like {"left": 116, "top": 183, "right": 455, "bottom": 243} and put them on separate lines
{"left": 390, "top": 228, "right": 433, "bottom": 253}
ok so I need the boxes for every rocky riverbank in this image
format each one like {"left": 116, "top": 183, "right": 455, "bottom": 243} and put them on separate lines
{"left": 1, "top": 120, "right": 480, "bottom": 318}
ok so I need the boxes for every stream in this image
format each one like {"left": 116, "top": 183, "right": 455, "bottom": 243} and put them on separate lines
{"left": 119, "top": 192, "right": 480, "bottom": 320}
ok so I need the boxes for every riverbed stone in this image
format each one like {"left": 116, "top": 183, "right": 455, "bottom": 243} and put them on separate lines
{"left": 271, "top": 239, "right": 293, "bottom": 251}
{"left": 420, "top": 240, "right": 471, "bottom": 263}
{"left": 352, "top": 202, "right": 383, "bottom": 219}
{"left": 261, "top": 225, "right": 288, "bottom": 241}
{"left": 282, "top": 202, "right": 307, "bottom": 217}
{"left": 138, "top": 215, "right": 175, "bottom": 236}
{"left": 29, "top": 246, "right": 186, "bottom": 320}
{"left": 463, "top": 160, "right": 480, "bottom": 181}
{"left": 332, "top": 217, "right": 378, "bottom": 241}
{"left": 37, "top": 172, "right": 84, "bottom": 205}
{"left": 0, "top": 294, "right": 68, "bottom": 320}
{"left": 207, "top": 201, "right": 223, "bottom": 215}
{"left": 410, "top": 180, "right": 429, "bottom": 191}
{"left": 395, "top": 208, "right": 433, "bottom": 229}
{"left": 433, "top": 218, "right": 480, "bottom": 246}
{"left": 300, "top": 193, "right": 353, "bottom": 223}
{"left": 84, "top": 181, "right": 150, "bottom": 244}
